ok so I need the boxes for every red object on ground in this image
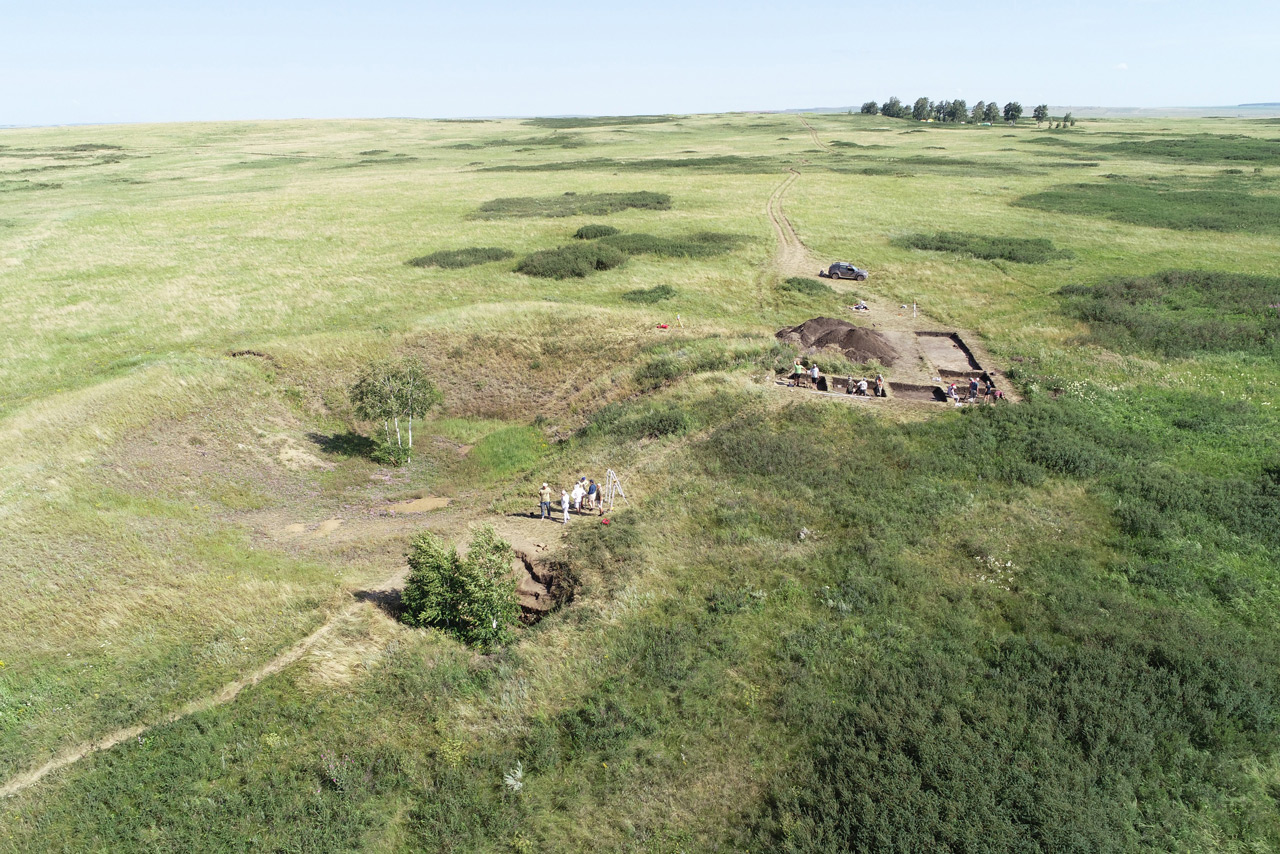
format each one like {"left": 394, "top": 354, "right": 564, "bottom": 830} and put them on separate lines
{"left": 656, "top": 324, "right": 669, "bottom": 329}
{"left": 601, "top": 518, "right": 611, "bottom": 525}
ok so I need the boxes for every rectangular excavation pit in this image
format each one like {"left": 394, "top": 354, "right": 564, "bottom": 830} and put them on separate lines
{"left": 915, "top": 331, "right": 982, "bottom": 372}
{"left": 890, "top": 382, "right": 947, "bottom": 402}
{"left": 939, "top": 369, "right": 992, "bottom": 381}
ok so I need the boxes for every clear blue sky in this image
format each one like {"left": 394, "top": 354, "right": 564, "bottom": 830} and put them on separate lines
{"left": 3, "top": 0, "right": 1276, "bottom": 125}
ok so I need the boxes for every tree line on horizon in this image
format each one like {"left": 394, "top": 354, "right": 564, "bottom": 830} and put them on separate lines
{"left": 858, "top": 97, "right": 1074, "bottom": 126}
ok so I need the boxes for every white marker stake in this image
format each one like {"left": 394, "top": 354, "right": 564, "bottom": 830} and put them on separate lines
{"left": 677, "top": 313, "right": 683, "bottom": 328}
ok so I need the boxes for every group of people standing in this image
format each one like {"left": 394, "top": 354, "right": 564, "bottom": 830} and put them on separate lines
{"left": 790, "top": 360, "right": 887, "bottom": 398}
{"left": 948, "top": 375, "right": 1001, "bottom": 404}
{"left": 538, "top": 477, "right": 606, "bottom": 523}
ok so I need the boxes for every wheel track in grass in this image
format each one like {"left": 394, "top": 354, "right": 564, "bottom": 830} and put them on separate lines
{"left": 0, "top": 570, "right": 407, "bottom": 800}
{"left": 765, "top": 168, "right": 815, "bottom": 277}
{"left": 798, "top": 116, "right": 831, "bottom": 151}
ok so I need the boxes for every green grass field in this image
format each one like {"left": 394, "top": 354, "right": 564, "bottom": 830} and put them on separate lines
{"left": 1, "top": 111, "right": 1278, "bottom": 851}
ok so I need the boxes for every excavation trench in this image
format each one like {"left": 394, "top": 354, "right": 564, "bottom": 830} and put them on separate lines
{"left": 513, "top": 550, "right": 574, "bottom": 623}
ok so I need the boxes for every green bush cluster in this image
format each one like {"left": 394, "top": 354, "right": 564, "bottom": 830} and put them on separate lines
{"left": 406, "top": 246, "right": 514, "bottom": 268}
{"left": 524, "top": 115, "right": 674, "bottom": 129}
{"left": 370, "top": 442, "right": 411, "bottom": 466}
{"left": 620, "top": 284, "right": 677, "bottom": 304}
{"left": 586, "top": 401, "right": 695, "bottom": 439}
{"left": 400, "top": 526, "right": 520, "bottom": 652}
{"left": 599, "top": 231, "right": 744, "bottom": 258}
{"left": 754, "top": 626, "right": 1279, "bottom": 851}
{"left": 458, "top": 134, "right": 586, "bottom": 149}
{"left": 572, "top": 223, "right": 619, "bottom": 239}
{"left": 896, "top": 231, "right": 1066, "bottom": 263}
{"left": 1059, "top": 269, "right": 1280, "bottom": 357}
{"left": 473, "top": 191, "right": 671, "bottom": 219}
{"left": 1015, "top": 178, "right": 1280, "bottom": 233}
{"left": 778, "top": 276, "right": 835, "bottom": 296}
{"left": 1030, "top": 132, "right": 1280, "bottom": 165}
{"left": 515, "top": 243, "right": 627, "bottom": 278}
{"left": 483, "top": 155, "right": 788, "bottom": 174}
{"left": 676, "top": 393, "right": 1280, "bottom": 848}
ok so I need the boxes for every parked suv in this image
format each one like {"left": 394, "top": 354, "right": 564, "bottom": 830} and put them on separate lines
{"left": 822, "top": 262, "right": 869, "bottom": 281}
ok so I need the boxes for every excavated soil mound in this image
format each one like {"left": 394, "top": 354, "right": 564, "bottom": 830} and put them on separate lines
{"left": 777, "top": 317, "right": 900, "bottom": 366}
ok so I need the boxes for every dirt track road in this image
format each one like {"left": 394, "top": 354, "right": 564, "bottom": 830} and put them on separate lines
{"left": 798, "top": 116, "right": 831, "bottom": 151}
{"left": 766, "top": 169, "right": 814, "bottom": 276}
{"left": 0, "top": 571, "right": 407, "bottom": 799}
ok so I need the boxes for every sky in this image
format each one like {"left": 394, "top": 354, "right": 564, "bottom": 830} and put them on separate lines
{"left": 3, "top": 0, "right": 1277, "bottom": 126}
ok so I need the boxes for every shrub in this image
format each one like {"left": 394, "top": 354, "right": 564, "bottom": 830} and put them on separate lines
{"left": 407, "top": 247, "right": 514, "bottom": 269}
{"left": 620, "top": 284, "right": 676, "bottom": 303}
{"left": 895, "top": 231, "right": 1067, "bottom": 263}
{"left": 600, "top": 231, "right": 744, "bottom": 258}
{"left": 515, "top": 243, "right": 627, "bottom": 278}
{"left": 778, "top": 276, "right": 835, "bottom": 296}
{"left": 1058, "top": 269, "right": 1280, "bottom": 356}
{"left": 620, "top": 405, "right": 694, "bottom": 439}
{"left": 473, "top": 191, "right": 672, "bottom": 219}
{"left": 634, "top": 356, "right": 684, "bottom": 390}
{"left": 1014, "top": 179, "right": 1280, "bottom": 233}
{"left": 401, "top": 526, "right": 520, "bottom": 651}
{"left": 573, "top": 224, "right": 620, "bottom": 240}
{"left": 484, "top": 155, "right": 786, "bottom": 175}
{"left": 370, "top": 442, "right": 411, "bottom": 467}
{"left": 524, "top": 116, "right": 674, "bottom": 129}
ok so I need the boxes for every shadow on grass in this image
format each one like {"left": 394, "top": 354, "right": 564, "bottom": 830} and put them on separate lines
{"left": 353, "top": 587, "right": 402, "bottom": 620}
{"left": 308, "top": 431, "right": 378, "bottom": 459}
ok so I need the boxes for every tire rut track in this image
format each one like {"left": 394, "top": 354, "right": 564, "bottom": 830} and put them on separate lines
{"left": 798, "top": 116, "right": 831, "bottom": 151}
{"left": 0, "top": 572, "right": 407, "bottom": 799}
{"left": 766, "top": 168, "right": 812, "bottom": 276}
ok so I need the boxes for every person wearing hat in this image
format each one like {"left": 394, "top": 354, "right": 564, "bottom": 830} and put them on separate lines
{"left": 538, "top": 482, "right": 553, "bottom": 520}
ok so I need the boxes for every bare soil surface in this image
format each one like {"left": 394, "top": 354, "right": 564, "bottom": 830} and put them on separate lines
{"left": 390, "top": 496, "right": 451, "bottom": 513}
{"left": 917, "top": 332, "right": 982, "bottom": 373}
{"left": 776, "top": 317, "right": 901, "bottom": 366}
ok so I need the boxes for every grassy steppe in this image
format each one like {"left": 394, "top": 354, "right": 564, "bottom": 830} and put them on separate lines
{"left": 1, "top": 112, "right": 1278, "bottom": 851}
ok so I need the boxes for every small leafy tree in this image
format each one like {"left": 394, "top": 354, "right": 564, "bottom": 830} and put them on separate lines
{"left": 1033, "top": 104, "right": 1049, "bottom": 125}
{"left": 970, "top": 101, "right": 986, "bottom": 124}
{"left": 947, "top": 99, "right": 968, "bottom": 123}
{"left": 1004, "top": 101, "right": 1024, "bottom": 123}
{"left": 401, "top": 526, "right": 520, "bottom": 651}
{"left": 1064, "top": 111, "right": 1075, "bottom": 127}
{"left": 983, "top": 101, "right": 1001, "bottom": 123}
{"left": 881, "top": 96, "right": 907, "bottom": 118}
{"left": 860, "top": 101, "right": 879, "bottom": 115}
{"left": 349, "top": 357, "right": 442, "bottom": 463}
{"left": 912, "top": 97, "right": 931, "bottom": 121}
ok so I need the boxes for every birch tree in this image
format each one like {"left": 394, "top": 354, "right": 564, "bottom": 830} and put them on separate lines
{"left": 349, "top": 357, "right": 442, "bottom": 462}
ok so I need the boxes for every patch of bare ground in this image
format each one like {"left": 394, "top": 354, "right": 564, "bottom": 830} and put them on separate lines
{"left": 776, "top": 317, "right": 901, "bottom": 365}
{"left": 389, "top": 307, "right": 660, "bottom": 423}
